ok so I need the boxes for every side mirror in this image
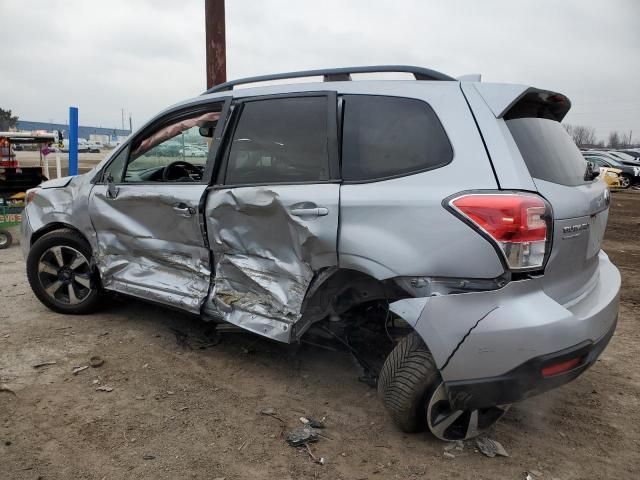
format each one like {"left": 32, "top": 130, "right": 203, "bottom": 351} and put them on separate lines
{"left": 199, "top": 126, "right": 214, "bottom": 138}
{"left": 105, "top": 173, "right": 119, "bottom": 199}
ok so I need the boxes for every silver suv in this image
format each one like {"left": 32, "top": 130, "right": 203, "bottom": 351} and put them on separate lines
{"left": 21, "top": 66, "right": 620, "bottom": 441}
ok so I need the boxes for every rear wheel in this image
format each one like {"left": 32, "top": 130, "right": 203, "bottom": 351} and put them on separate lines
{"left": 26, "top": 229, "right": 102, "bottom": 314}
{"left": 620, "top": 174, "right": 631, "bottom": 189}
{"left": 0, "top": 230, "right": 12, "bottom": 249}
{"left": 378, "top": 331, "right": 509, "bottom": 440}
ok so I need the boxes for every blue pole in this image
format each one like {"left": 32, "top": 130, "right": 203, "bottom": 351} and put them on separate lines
{"left": 69, "top": 106, "right": 78, "bottom": 176}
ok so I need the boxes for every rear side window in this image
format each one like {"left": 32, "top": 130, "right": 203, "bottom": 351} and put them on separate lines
{"left": 224, "top": 96, "right": 330, "bottom": 185}
{"left": 507, "top": 118, "right": 589, "bottom": 186}
{"left": 341, "top": 95, "right": 452, "bottom": 182}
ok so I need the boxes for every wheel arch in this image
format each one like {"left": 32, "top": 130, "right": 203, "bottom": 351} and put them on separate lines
{"left": 31, "top": 222, "right": 92, "bottom": 249}
{"left": 293, "top": 266, "right": 411, "bottom": 340}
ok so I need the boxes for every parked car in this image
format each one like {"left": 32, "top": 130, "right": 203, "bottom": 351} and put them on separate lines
{"left": 584, "top": 152, "right": 640, "bottom": 188}
{"left": 606, "top": 150, "right": 640, "bottom": 165}
{"left": 620, "top": 150, "right": 640, "bottom": 161}
{"left": 20, "top": 66, "right": 620, "bottom": 441}
{"left": 596, "top": 166, "right": 622, "bottom": 188}
{"left": 87, "top": 141, "right": 102, "bottom": 153}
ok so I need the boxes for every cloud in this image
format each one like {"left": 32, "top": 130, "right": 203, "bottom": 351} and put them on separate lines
{"left": 1, "top": 0, "right": 638, "bottom": 140}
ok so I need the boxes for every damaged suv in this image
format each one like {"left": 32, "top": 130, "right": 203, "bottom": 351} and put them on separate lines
{"left": 22, "top": 66, "right": 620, "bottom": 441}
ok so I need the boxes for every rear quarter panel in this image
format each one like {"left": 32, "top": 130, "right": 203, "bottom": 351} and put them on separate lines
{"left": 338, "top": 83, "right": 504, "bottom": 279}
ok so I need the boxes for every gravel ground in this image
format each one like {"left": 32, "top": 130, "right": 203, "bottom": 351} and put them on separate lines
{"left": 0, "top": 191, "right": 639, "bottom": 480}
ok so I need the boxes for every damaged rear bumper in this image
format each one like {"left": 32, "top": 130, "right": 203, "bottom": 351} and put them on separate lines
{"left": 445, "top": 315, "right": 617, "bottom": 409}
{"left": 389, "top": 250, "right": 620, "bottom": 409}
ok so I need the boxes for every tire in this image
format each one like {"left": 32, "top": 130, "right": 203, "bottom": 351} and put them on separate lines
{"left": 377, "top": 331, "right": 438, "bottom": 433}
{"left": 26, "top": 229, "right": 102, "bottom": 314}
{"left": 378, "top": 331, "right": 511, "bottom": 440}
{"left": 620, "top": 175, "right": 631, "bottom": 189}
{"left": 0, "top": 230, "right": 12, "bottom": 249}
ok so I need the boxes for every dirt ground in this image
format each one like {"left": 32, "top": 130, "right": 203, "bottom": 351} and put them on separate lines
{"left": 1, "top": 191, "right": 639, "bottom": 480}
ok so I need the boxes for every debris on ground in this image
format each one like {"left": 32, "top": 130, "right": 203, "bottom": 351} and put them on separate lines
{"left": 444, "top": 440, "right": 464, "bottom": 452}
{"left": 529, "top": 470, "right": 543, "bottom": 477}
{"left": 286, "top": 426, "right": 318, "bottom": 447}
{"left": 260, "top": 407, "right": 276, "bottom": 416}
{"left": 0, "top": 384, "right": 16, "bottom": 395}
{"left": 32, "top": 360, "right": 56, "bottom": 368}
{"left": 72, "top": 365, "right": 89, "bottom": 375}
{"left": 475, "top": 436, "right": 509, "bottom": 458}
{"left": 89, "top": 356, "right": 104, "bottom": 368}
{"left": 142, "top": 454, "right": 155, "bottom": 460}
{"left": 95, "top": 386, "right": 113, "bottom": 392}
{"left": 299, "top": 416, "right": 326, "bottom": 428}
{"left": 443, "top": 451, "right": 456, "bottom": 459}
{"left": 303, "top": 442, "right": 325, "bottom": 465}
{"left": 525, "top": 474, "right": 533, "bottom": 480}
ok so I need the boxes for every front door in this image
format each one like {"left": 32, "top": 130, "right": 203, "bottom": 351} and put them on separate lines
{"left": 88, "top": 100, "right": 229, "bottom": 313}
{"left": 203, "top": 93, "right": 340, "bottom": 342}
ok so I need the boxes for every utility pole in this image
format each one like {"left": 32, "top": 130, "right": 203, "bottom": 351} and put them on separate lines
{"left": 205, "top": 0, "right": 227, "bottom": 89}
{"left": 121, "top": 108, "right": 125, "bottom": 131}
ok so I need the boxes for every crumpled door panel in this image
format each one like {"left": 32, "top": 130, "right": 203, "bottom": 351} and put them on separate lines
{"left": 89, "top": 184, "right": 211, "bottom": 313}
{"left": 204, "top": 185, "right": 339, "bottom": 342}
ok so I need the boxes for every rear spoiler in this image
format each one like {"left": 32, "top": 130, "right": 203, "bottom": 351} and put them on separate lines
{"left": 473, "top": 83, "right": 571, "bottom": 122}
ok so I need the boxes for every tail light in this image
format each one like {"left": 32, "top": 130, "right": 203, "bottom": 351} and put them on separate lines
{"left": 447, "top": 193, "right": 551, "bottom": 270}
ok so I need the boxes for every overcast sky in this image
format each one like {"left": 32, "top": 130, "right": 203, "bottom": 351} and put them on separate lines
{"left": 1, "top": 0, "right": 638, "bottom": 142}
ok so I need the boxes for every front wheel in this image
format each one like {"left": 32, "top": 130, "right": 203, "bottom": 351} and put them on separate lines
{"left": 26, "top": 229, "right": 102, "bottom": 314}
{"left": 378, "top": 332, "right": 509, "bottom": 440}
{"left": 0, "top": 230, "right": 12, "bottom": 249}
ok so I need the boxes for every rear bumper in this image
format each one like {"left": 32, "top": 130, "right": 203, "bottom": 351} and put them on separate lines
{"left": 395, "top": 250, "right": 620, "bottom": 409}
{"left": 445, "top": 314, "right": 617, "bottom": 409}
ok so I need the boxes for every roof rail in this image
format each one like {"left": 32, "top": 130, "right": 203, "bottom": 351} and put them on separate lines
{"left": 203, "top": 65, "right": 455, "bottom": 95}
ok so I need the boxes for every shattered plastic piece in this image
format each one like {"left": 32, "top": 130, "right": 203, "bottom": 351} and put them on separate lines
{"left": 261, "top": 407, "right": 276, "bottom": 416}
{"left": 529, "top": 470, "right": 542, "bottom": 477}
{"left": 300, "top": 416, "right": 325, "bottom": 428}
{"left": 72, "top": 365, "right": 89, "bottom": 375}
{"left": 96, "top": 386, "right": 113, "bottom": 392}
{"left": 525, "top": 474, "right": 533, "bottom": 480}
{"left": 443, "top": 451, "right": 455, "bottom": 459}
{"left": 142, "top": 454, "right": 156, "bottom": 460}
{"left": 89, "top": 356, "right": 104, "bottom": 368}
{"left": 444, "top": 440, "right": 464, "bottom": 451}
{"left": 286, "top": 426, "right": 318, "bottom": 447}
{"left": 475, "top": 436, "right": 509, "bottom": 457}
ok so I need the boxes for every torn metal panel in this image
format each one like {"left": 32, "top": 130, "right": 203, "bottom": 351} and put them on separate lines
{"left": 88, "top": 184, "right": 211, "bottom": 314}
{"left": 204, "top": 185, "right": 339, "bottom": 342}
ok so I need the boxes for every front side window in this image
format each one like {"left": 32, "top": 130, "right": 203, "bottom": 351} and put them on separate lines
{"left": 123, "top": 109, "right": 221, "bottom": 183}
{"left": 224, "top": 96, "right": 330, "bottom": 185}
{"left": 341, "top": 95, "right": 453, "bottom": 182}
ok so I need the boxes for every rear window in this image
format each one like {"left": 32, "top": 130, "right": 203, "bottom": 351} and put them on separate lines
{"left": 341, "top": 95, "right": 452, "bottom": 182}
{"left": 507, "top": 118, "right": 589, "bottom": 186}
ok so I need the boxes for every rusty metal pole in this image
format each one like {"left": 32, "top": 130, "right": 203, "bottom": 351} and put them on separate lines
{"left": 205, "top": 0, "right": 227, "bottom": 89}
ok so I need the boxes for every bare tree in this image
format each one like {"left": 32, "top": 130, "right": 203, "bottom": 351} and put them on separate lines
{"left": 564, "top": 124, "right": 597, "bottom": 147}
{"left": 608, "top": 131, "right": 621, "bottom": 149}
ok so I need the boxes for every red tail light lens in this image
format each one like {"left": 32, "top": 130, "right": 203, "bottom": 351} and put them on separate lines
{"left": 449, "top": 193, "right": 550, "bottom": 270}
{"left": 541, "top": 357, "right": 582, "bottom": 377}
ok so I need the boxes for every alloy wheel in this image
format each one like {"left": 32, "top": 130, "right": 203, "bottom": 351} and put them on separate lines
{"left": 37, "top": 245, "right": 93, "bottom": 305}
{"left": 426, "top": 382, "right": 510, "bottom": 441}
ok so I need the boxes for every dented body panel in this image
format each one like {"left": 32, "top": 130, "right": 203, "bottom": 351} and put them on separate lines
{"left": 203, "top": 184, "right": 339, "bottom": 342}
{"left": 87, "top": 184, "right": 211, "bottom": 313}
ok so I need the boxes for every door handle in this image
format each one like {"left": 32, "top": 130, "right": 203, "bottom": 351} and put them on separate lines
{"left": 290, "top": 207, "right": 329, "bottom": 217}
{"left": 173, "top": 203, "right": 196, "bottom": 217}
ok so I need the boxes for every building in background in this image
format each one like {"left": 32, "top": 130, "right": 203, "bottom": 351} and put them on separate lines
{"left": 16, "top": 120, "right": 131, "bottom": 146}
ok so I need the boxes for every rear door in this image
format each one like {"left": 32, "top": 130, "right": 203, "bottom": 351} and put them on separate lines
{"left": 203, "top": 92, "right": 340, "bottom": 342}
